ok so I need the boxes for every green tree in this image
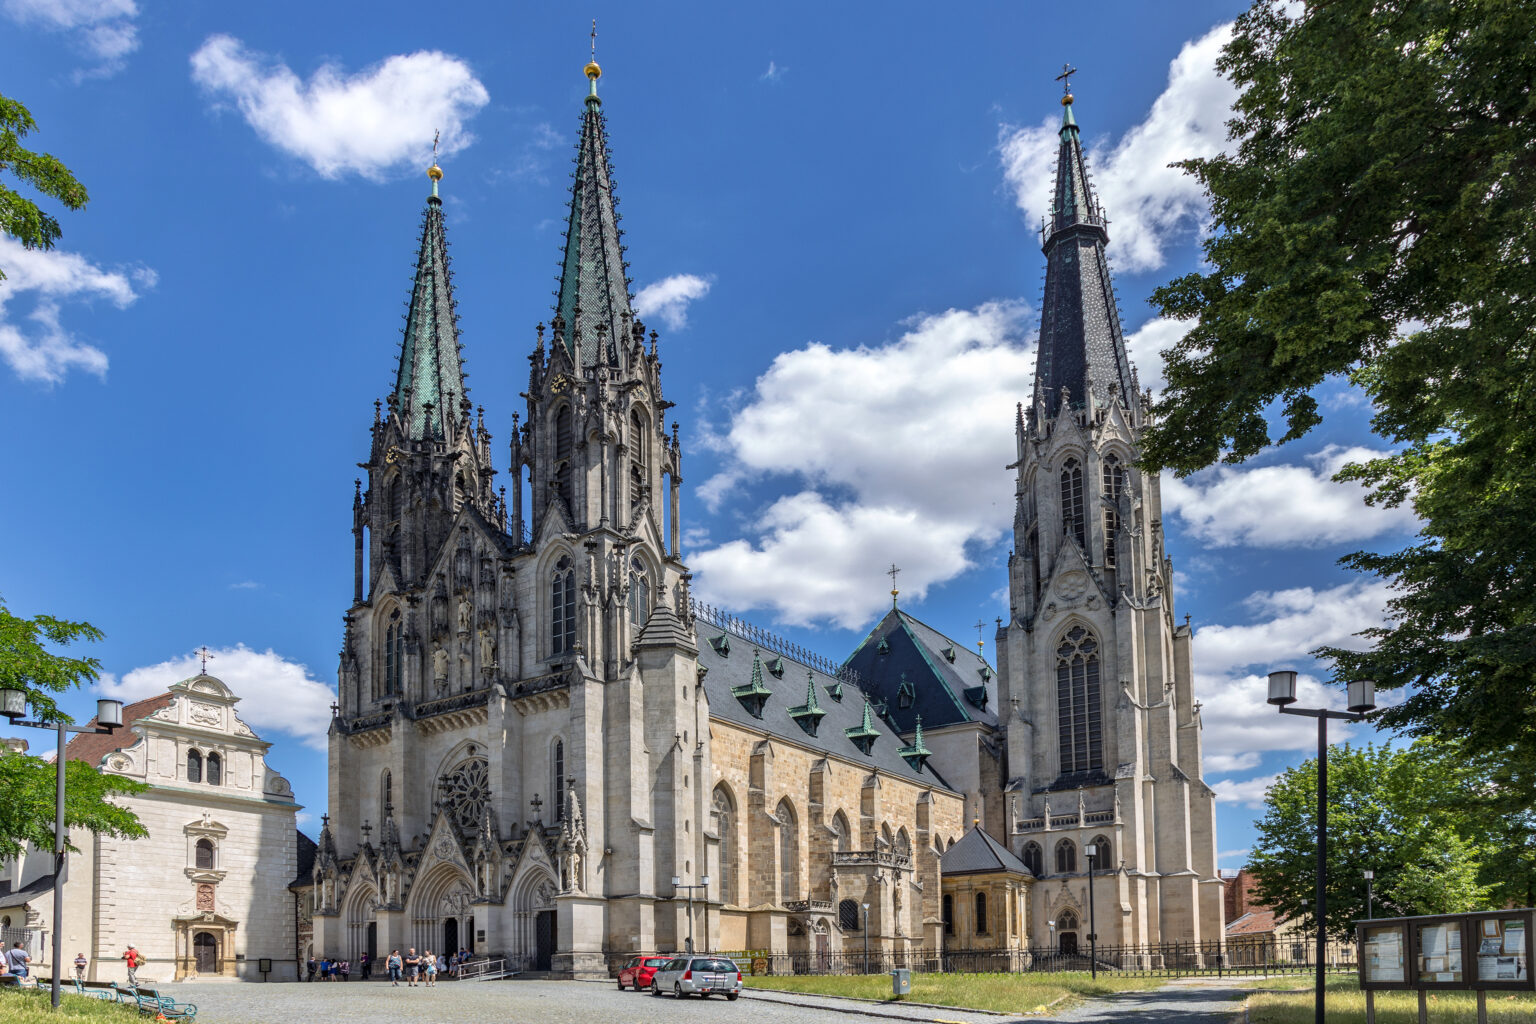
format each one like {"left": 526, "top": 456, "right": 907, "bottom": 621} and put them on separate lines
{"left": 0, "top": 596, "right": 146, "bottom": 858}
{"left": 1143, "top": 0, "right": 1536, "bottom": 754}
{"left": 0, "top": 91, "right": 89, "bottom": 280}
{"left": 1250, "top": 741, "right": 1500, "bottom": 936}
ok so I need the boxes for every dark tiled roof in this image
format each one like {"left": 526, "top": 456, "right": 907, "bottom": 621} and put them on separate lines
{"left": 695, "top": 618, "right": 953, "bottom": 791}
{"left": 843, "top": 608, "right": 998, "bottom": 734}
{"left": 0, "top": 871, "right": 57, "bottom": 909}
{"left": 941, "top": 827, "right": 1031, "bottom": 877}
{"left": 62, "top": 692, "right": 174, "bottom": 767}
{"left": 290, "top": 830, "right": 318, "bottom": 889}
{"left": 1226, "top": 910, "right": 1280, "bottom": 936}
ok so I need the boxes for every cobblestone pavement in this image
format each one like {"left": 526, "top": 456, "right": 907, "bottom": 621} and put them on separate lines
{"left": 168, "top": 976, "right": 1250, "bottom": 1024}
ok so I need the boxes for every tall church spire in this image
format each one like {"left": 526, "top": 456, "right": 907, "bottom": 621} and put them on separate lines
{"left": 392, "top": 159, "right": 466, "bottom": 440}
{"left": 554, "top": 52, "right": 634, "bottom": 368}
{"left": 1032, "top": 82, "right": 1137, "bottom": 415}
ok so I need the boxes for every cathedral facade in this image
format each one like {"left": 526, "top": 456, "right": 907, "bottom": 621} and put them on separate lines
{"left": 311, "top": 60, "right": 1219, "bottom": 976}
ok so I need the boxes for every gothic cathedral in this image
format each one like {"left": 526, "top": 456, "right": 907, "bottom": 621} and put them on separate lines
{"left": 311, "top": 59, "right": 1220, "bottom": 975}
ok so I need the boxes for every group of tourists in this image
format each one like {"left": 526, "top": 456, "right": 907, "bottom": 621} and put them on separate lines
{"left": 305, "top": 954, "right": 353, "bottom": 981}
{"left": 382, "top": 947, "right": 473, "bottom": 986}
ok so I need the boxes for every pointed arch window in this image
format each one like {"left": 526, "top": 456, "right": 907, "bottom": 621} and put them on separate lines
{"left": 553, "top": 405, "right": 574, "bottom": 508}
{"left": 895, "top": 827, "right": 911, "bottom": 860}
{"left": 1056, "top": 625, "right": 1103, "bottom": 776}
{"left": 382, "top": 608, "right": 404, "bottom": 698}
{"left": 1060, "top": 459, "right": 1085, "bottom": 548}
{"left": 627, "top": 557, "right": 650, "bottom": 629}
{"left": 551, "top": 556, "right": 577, "bottom": 655}
{"left": 551, "top": 739, "right": 566, "bottom": 823}
{"left": 712, "top": 786, "right": 736, "bottom": 904}
{"left": 381, "top": 770, "right": 393, "bottom": 823}
{"left": 842, "top": 899, "right": 862, "bottom": 932}
{"left": 629, "top": 409, "right": 647, "bottom": 510}
{"left": 833, "top": 810, "right": 852, "bottom": 852}
{"left": 186, "top": 749, "right": 202, "bottom": 784}
{"left": 1055, "top": 838, "right": 1078, "bottom": 874}
{"left": 1102, "top": 454, "right": 1125, "bottom": 567}
{"left": 776, "top": 799, "right": 799, "bottom": 901}
{"left": 205, "top": 752, "right": 222, "bottom": 786}
{"left": 1090, "top": 834, "right": 1112, "bottom": 869}
{"left": 388, "top": 478, "right": 402, "bottom": 521}
{"left": 1022, "top": 841, "right": 1043, "bottom": 877}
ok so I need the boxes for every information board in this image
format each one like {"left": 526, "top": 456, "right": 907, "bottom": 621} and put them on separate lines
{"left": 1357, "top": 909, "right": 1536, "bottom": 993}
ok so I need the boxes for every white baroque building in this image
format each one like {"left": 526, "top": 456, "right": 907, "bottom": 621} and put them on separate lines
{"left": 0, "top": 673, "right": 303, "bottom": 981}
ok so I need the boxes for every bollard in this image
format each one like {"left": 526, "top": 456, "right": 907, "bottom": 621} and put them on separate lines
{"left": 891, "top": 968, "right": 912, "bottom": 997}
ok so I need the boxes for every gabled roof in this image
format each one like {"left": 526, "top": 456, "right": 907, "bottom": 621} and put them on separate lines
{"left": 1031, "top": 92, "right": 1137, "bottom": 415}
{"left": 842, "top": 607, "right": 998, "bottom": 734}
{"left": 554, "top": 68, "right": 635, "bottom": 369}
{"left": 63, "top": 691, "right": 174, "bottom": 767}
{"left": 941, "top": 827, "right": 1031, "bottom": 877}
{"left": 0, "top": 870, "right": 57, "bottom": 909}
{"left": 694, "top": 611, "right": 955, "bottom": 791}
{"left": 392, "top": 185, "right": 467, "bottom": 440}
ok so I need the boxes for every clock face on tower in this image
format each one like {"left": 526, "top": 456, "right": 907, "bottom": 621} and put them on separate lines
{"left": 549, "top": 374, "right": 576, "bottom": 395}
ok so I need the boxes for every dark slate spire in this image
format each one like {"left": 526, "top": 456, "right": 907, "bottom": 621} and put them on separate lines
{"left": 392, "top": 161, "right": 466, "bottom": 439}
{"left": 1032, "top": 84, "right": 1137, "bottom": 414}
{"left": 554, "top": 56, "right": 633, "bottom": 368}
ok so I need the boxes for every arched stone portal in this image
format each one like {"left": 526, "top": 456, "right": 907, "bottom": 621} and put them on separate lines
{"left": 407, "top": 865, "right": 476, "bottom": 956}
{"left": 507, "top": 867, "right": 558, "bottom": 971}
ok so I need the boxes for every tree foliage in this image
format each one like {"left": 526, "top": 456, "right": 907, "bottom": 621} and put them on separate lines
{"left": 0, "top": 91, "right": 89, "bottom": 280}
{"left": 1142, "top": 0, "right": 1536, "bottom": 754}
{"left": 0, "top": 595, "right": 146, "bottom": 858}
{"left": 1248, "top": 740, "right": 1529, "bottom": 937}
{"left": 0, "top": 754, "right": 147, "bottom": 860}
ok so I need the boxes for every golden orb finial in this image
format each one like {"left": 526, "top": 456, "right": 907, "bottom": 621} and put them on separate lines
{"left": 585, "top": 60, "right": 602, "bottom": 81}
{"left": 1061, "top": 92, "right": 1074, "bottom": 106}
{"left": 428, "top": 163, "right": 444, "bottom": 182}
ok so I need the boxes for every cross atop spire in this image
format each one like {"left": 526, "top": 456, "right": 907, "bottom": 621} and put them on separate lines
{"left": 1055, "top": 63, "right": 1076, "bottom": 93}
{"left": 390, "top": 168, "right": 467, "bottom": 439}
{"left": 887, "top": 563, "right": 901, "bottom": 607}
{"left": 195, "top": 646, "right": 215, "bottom": 674}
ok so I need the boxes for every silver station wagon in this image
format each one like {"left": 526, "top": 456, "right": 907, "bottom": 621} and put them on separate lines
{"left": 650, "top": 956, "right": 743, "bottom": 999}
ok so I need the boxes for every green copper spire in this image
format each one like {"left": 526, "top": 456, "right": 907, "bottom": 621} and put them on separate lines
{"left": 554, "top": 51, "right": 634, "bottom": 368}
{"left": 732, "top": 649, "right": 774, "bottom": 718}
{"left": 898, "top": 714, "right": 932, "bottom": 771}
{"left": 391, "top": 162, "right": 466, "bottom": 440}
{"left": 845, "top": 694, "right": 880, "bottom": 755}
{"left": 788, "top": 670, "right": 827, "bottom": 736}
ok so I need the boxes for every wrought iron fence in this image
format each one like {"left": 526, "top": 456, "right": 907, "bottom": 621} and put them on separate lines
{"left": 665, "top": 939, "right": 1362, "bottom": 979}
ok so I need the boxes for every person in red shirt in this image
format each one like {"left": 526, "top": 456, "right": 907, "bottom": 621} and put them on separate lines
{"left": 122, "top": 945, "right": 142, "bottom": 987}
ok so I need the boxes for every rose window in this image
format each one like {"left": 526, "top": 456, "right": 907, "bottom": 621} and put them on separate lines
{"left": 444, "top": 758, "right": 490, "bottom": 832}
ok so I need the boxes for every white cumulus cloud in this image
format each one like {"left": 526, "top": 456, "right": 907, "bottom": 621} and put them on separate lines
{"left": 1163, "top": 445, "right": 1420, "bottom": 548}
{"left": 0, "top": 236, "right": 154, "bottom": 384}
{"left": 1, "top": 0, "right": 138, "bottom": 74}
{"left": 998, "top": 22, "right": 1237, "bottom": 273}
{"left": 1124, "top": 316, "right": 1188, "bottom": 398}
{"left": 96, "top": 644, "right": 335, "bottom": 751}
{"left": 189, "top": 35, "right": 490, "bottom": 181}
{"left": 689, "top": 300, "right": 1034, "bottom": 628}
{"left": 1212, "top": 775, "right": 1278, "bottom": 810}
{"left": 633, "top": 274, "right": 713, "bottom": 331}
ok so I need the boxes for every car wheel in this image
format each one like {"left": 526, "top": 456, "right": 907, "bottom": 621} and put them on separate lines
{"left": 675, "top": 983, "right": 685, "bottom": 999}
{"left": 727, "top": 993, "right": 739, "bottom": 1001}
{"left": 651, "top": 982, "right": 662, "bottom": 997}
{"left": 617, "top": 979, "right": 626, "bottom": 990}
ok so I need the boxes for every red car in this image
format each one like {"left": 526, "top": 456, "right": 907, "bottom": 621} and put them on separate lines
{"left": 617, "top": 954, "right": 672, "bottom": 991}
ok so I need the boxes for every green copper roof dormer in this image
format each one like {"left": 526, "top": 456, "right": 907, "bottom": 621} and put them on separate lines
{"left": 845, "top": 695, "right": 880, "bottom": 755}
{"left": 876, "top": 637, "right": 890, "bottom": 655}
{"left": 392, "top": 186, "right": 467, "bottom": 440}
{"left": 709, "top": 633, "right": 730, "bottom": 657}
{"left": 788, "top": 670, "right": 826, "bottom": 738}
{"left": 766, "top": 656, "right": 786, "bottom": 679}
{"left": 826, "top": 680, "right": 843, "bottom": 702}
{"left": 554, "top": 63, "right": 635, "bottom": 370}
{"left": 964, "top": 684, "right": 989, "bottom": 710}
{"left": 731, "top": 649, "right": 773, "bottom": 719}
{"left": 898, "top": 715, "right": 932, "bottom": 772}
{"left": 897, "top": 674, "right": 915, "bottom": 709}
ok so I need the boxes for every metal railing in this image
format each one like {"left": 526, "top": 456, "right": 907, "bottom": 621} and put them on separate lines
{"left": 459, "top": 957, "right": 509, "bottom": 981}
{"left": 696, "top": 940, "right": 1359, "bottom": 979}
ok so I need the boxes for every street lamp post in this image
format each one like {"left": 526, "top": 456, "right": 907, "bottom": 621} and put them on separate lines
{"left": 670, "top": 874, "right": 709, "bottom": 954}
{"left": 1266, "top": 671, "right": 1376, "bottom": 1024}
{"left": 1085, "top": 842, "right": 1100, "bottom": 979}
{"left": 862, "top": 903, "right": 871, "bottom": 974}
{"left": 0, "top": 688, "right": 123, "bottom": 1010}
{"left": 1363, "top": 869, "right": 1374, "bottom": 920}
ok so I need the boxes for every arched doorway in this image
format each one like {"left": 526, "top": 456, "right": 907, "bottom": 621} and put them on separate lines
{"left": 444, "top": 918, "right": 458, "bottom": 958}
{"left": 406, "top": 865, "right": 475, "bottom": 956}
{"left": 508, "top": 867, "right": 558, "bottom": 971}
{"left": 1057, "top": 909, "right": 1080, "bottom": 955}
{"left": 193, "top": 932, "right": 217, "bottom": 974}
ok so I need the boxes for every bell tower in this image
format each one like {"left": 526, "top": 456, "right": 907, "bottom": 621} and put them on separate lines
{"left": 994, "top": 78, "right": 1223, "bottom": 948}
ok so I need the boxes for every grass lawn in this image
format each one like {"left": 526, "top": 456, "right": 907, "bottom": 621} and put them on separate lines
{"left": 1246, "top": 978, "right": 1536, "bottom": 1023}
{"left": 742, "top": 971, "right": 1157, "bottom": 1014}
{"left": 0, "top": 988, "right": 143, "bottom": 1022}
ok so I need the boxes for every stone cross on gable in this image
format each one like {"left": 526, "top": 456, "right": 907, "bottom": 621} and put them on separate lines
{"left": 195, "top": 646, "right": 215, "bottom": 674}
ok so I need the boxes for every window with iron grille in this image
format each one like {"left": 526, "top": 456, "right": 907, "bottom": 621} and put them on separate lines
{"left": 1055, "top": 626, "right": 1103, "bottom": 775}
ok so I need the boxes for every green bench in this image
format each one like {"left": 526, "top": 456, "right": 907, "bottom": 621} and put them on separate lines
{"left": 128, "top": 987, "right": 197, "bottom": 1020}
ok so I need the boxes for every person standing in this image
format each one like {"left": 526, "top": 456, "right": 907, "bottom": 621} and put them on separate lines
{"left": 404, "top": 947, "right": 420, "bottom": 986}
{"left": 122, "top": 945, "right": 141, "bottom": 988}
{"left": 340, "top": 959, "right": 350, "bottom": 982}
{"left": 5, "top": 943, "right": 30, "bottom": 981}
{"left": 360, "top": 951, "right": 371, "bottom": 981}
{"left": 73, "top": 952, "right": 88, "bottom": 982}
{"left": 386, "top": 949, "right": 402, "bottom": 986}
{"left": 422, "top": 949, "right": 436, "bottom": 987}
{"left": 306, "top": 955, "right": 317, "bottom": 982}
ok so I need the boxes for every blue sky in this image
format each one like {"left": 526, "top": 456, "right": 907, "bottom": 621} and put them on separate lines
{"left": 0, "top": 1, "right": 1420, "bottom": 871}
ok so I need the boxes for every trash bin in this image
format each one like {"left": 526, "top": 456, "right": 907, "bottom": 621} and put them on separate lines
{"left": 891, "top": 969, "right": 912, "bottom": 996}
